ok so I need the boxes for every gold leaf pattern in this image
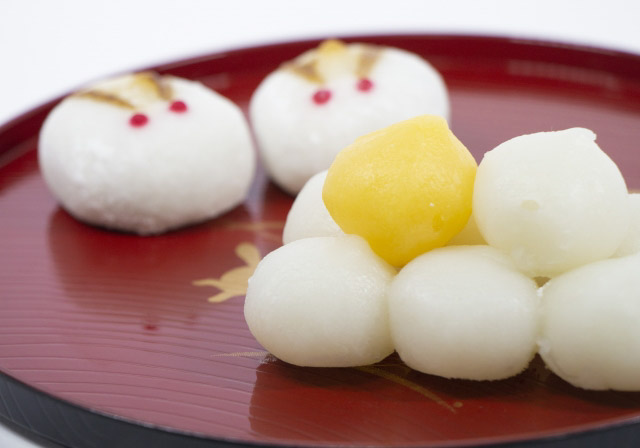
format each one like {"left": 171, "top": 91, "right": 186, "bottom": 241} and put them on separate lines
{"left": 218, "top": 351, "right": 459, "bottom": 411}
{"left": 356, "top": 365, "right": 457, "bottom": 413}
{"left": 73, "top": 71, "right": 173, "bottom": 110}
{"left": 356, "top": 46, "right": 383, "bottom": 79}
{"left": 284, "top": 39, "right": 383, "bottom": 84}
{"left": 213, "top": 351, "right": 278, "bottom": 362}
{"left": 283, "top": 60, "right": 324, "bottom": 84}
{"left": 74, "top": 90, "right": 136, "bottom": 109}
{"left": 213, "top": 351, "right": 269, "bottom": 357}
{"left": 193, "top": 242, "right": 262, "bottom": 303}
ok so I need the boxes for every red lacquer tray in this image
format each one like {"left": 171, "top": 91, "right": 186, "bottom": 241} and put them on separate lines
{"left": 2, "top": 35, "right": 640, "bottom": 448}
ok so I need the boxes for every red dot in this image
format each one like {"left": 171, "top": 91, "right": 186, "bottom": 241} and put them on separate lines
{"left": 129, "top": 113, "right": 148, "bottom": 127}
{"left": 169, "top": 100, "right": 188, "bottom": 113}
{"left": 312, "top": 89, "right": 332, "bottom": 105}
{"left": 357, "top": 78, "right": 374, "bottom": 92}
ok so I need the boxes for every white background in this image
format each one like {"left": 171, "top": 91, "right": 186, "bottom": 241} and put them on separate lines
{"left": 1, "top": 0, "right": 640, "bottom": 446}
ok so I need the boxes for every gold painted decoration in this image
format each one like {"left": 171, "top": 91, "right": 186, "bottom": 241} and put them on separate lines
{"left": 74, "top": 90, "right": 136, "bottom": 109}
{"left": 74, "top": 71, "right": 174, "bottom": 109}
{"left": 356, "top": 45, "right": 383, "bottom": 79}
{"left": 284, "top": 39, "right": 383, "bottom": 84}
{"left": 356, "top": 366, "right": 458, "bottom": 413}
{"left": 193, "top": 242, "right": 262, "bottom": 303}
{"left": 218, "top": 350, "right": 461, "bottom": 412}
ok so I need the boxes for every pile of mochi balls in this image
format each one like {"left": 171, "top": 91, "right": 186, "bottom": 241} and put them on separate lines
{"left": 244, "top": 127, "right": 640, "bottom": 391}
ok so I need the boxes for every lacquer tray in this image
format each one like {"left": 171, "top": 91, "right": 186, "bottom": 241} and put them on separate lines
{"left": 2, "top": 35, "right": 640, "bottom": 447}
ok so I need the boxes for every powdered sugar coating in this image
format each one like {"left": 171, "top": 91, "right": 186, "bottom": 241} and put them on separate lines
{"left": 250, "top": 42, "right": 449, "bottom": 194}
{"left": 39, "top": 74, "right": 255, "bottom": 234}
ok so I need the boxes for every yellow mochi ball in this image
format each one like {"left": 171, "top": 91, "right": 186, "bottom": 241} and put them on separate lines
{"left": 322, "top": 115, "right": 477, "bottom": 266}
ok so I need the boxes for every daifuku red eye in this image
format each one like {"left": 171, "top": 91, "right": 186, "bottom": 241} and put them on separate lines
{"left": 312, "top": 89, "right": 332, "bottom": 105}
{"left": 129, "top": 113, "right": 149, "bottom": 127}
{"left": 169, "top": 100, "right": 188, "bottom": 113}
{"left": 356, "top": 78, "right": 374, "bottom": 92}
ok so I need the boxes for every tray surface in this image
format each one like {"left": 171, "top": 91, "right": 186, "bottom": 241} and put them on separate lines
{"left": 2, "top": 35, "right": 640, "bottom": 447}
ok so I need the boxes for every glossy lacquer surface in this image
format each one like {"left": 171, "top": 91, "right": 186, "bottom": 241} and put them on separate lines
{"left": 2, "top": 35, "right": 640, "bottom": 447}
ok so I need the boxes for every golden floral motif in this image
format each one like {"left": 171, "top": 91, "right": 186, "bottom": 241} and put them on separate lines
{"left": 193, "top": 242, "right": 262, "bottom": 303}
{"left": 193, "top": 221, "right": 285, "bottom": 303}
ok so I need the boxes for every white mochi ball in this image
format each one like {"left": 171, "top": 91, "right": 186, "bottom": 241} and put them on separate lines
{"left": 39, "top": 72, "right": 255, "bottom": 235}
{"left": 539, "top": 254, "right": 640, "bottom": 391}
{"left": 282, "top": 170, "right": 344, "bottom": 244}
{"left": 614, "top": 193, "right": 640, "bottom": 257}
{"left": 388, "top": 245, "right": 539, "bottom": 380}
{"left": 244, "top": 235, "right": 395, "bottom": 367}
{"left": 250, "top": 40, "right": 450, "bottom": 194}
{"left": 473, "top": 128, "right": 630, "bottom": 277}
